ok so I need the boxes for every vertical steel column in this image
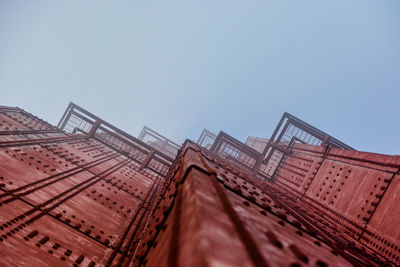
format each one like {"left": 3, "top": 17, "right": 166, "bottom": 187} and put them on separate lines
{"left": 253, "top": 114, "right": 287, "bottom": 173}
{"left": 86, "top": 120, "right": 101, "bottom": 139}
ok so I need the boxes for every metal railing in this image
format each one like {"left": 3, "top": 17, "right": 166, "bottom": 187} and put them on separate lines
{"left": 255, "top": 112, "right": 354, "bottom": 180}
{"left": 197, "top": 129, "right": 217, "bottom": 150}
{"left": 209, "top": 131, "right": 261, "bottom": 171}
{"left": 138, "top": 126, "right": 180, "bottom": 159}
{"left": 58, "top": 102, "right": 174, "bottom": 176}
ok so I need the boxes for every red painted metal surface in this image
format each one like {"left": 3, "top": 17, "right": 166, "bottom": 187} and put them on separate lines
{"left": 0, "top": 106, "right": 166, "bottom": 266}
{"left": 245, "top": 136, "right": 269, "bottom": 153}
{"left": 272, "top": 143, "right": 400, "bottom": 264}
{"left": 134, "top": 141, "right": 399, "bottom": 266}
{"left": 1, "top": 104, "right": 399, "bottom": 266}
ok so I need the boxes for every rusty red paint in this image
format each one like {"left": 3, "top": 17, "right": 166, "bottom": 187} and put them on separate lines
{"left": 1, "top": 104, "right": 399, "bottom": 266}
{"left": 0, "top": 107, "right": 164, "bottom": 266}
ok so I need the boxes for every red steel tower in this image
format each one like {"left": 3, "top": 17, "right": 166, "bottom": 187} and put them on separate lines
{"left": 1, "top": 103, "right": 399, "bottom": 266}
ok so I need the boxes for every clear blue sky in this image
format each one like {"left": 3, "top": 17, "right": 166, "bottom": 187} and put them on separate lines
{"left": 1, "top": 1, "right": 399, "bottom": 154}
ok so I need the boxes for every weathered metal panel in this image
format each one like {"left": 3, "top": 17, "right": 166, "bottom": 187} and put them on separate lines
{"left": 0, "top": 105, "right": 165, "bottom": 267}
{"left": 362, "top": 174, "right": 400, "bottom": 264}
{"left": 135, "top": 142, "right": 374, "bottom": 266}
{"left": 1, "top": 104, "right": 400, "bottom": 267}
{"left": 270, "top": 142, "right": 400, "bottom": 265}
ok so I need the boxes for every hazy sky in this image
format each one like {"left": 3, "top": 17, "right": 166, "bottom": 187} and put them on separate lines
{"left": 1, "top": 1, "right": 399, "bottom": 154}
